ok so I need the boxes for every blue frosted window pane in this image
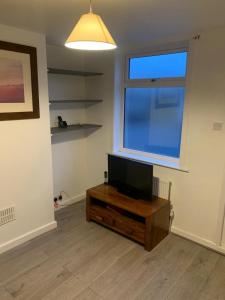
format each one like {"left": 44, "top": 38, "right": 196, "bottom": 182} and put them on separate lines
{"left": 124, "top": 87, "right": 185, "bottom": 158}
{"left": 129, "top": 52, "right": 187, "bottom": 79}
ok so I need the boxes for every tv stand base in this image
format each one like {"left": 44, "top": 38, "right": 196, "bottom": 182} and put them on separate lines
{"left": 86, "top": 184, "right": 170, "bottom": 251}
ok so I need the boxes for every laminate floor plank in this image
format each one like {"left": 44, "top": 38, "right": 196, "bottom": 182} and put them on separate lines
{"left": 41, "top": 275, "right": 89, "bottom": 300}
{"left": 133, "top": 237, "right": 202, "bottom": 300}
{"left": 89, "top": 235, "right": 177, "bottom": 298}
{"left": 165, "top": 247, "right": 220, "bottom": 300}
{"left": 0, "top": 202, "right": 86, "bottom": 266}
{"left": 40, "top": 222, "right": 97, "bottom": 257}
{"left": 0, "top": 201, "right": 224, "bottom": 300}
{"left": 89, "top": 244, "right": 147, "bottom": 295}
{"left": 0, "top": 248, "right": 49, "bottom": 285}
{"left": 198, "top": 255, "right": 225, "bottom": 300}
{"left": 4, "top": 226, "right": 109, "bottom": 300}
{"left": 43, "top": 229, "right": 134, "bottom": 299}
{"left": 67, "top": 232, "right": 135, "bottom": 282}
{"left": 0, "top": 287, "right": 14, "bottom": 300}
{"left": 73, "top": 287, "right": 104, "bottom": 300}
{"left": 5, "top": 261, "right": 72, "bottom": 300}
{"left": 63, "top": 228, "right": 123, "bottom": 274}
{"left": 91, "top": 235, "right": 201, "bottom": 300}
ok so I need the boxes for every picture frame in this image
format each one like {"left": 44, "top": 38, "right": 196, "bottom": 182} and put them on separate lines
{"left": 0, "top": 40, "right": 39, "bottom": 121}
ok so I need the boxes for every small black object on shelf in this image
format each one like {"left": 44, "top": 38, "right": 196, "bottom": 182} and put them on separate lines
{"left": 58, "top": 116, "right": 68, "bottom": 128}
{"left": 104, "top": 171, "right": 108, "bottom": 184}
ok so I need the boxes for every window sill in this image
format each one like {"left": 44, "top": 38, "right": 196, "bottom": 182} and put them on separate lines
{"left": 111, "top": 150, "right": 189, "bottom": 173}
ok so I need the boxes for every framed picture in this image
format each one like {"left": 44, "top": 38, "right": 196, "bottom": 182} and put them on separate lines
{"left": 0, "top": 40, "right": 39, "bottom": 121}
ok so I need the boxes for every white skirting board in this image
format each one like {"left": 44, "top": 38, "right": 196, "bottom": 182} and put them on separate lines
{"left": 0, "top": 221, "right": 57, "bottom": 255}
{"left": 172, "top": 226, "right": 225, "bottom": 256}
{"left": 1, "top": 203, "right": 224, "bottom": 256}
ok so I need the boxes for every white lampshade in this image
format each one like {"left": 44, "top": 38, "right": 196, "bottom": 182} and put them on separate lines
{"left": 65, "top": 12, "right": 117, "bottom": 51}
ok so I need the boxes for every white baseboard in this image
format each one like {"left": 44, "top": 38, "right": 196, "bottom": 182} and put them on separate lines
{"left": 56, "top": 193, "right": 85, "bottom": 211}
{"left": 0, "top": 221, "right": 57, "bottom": 255}
{"left": 172, "top": 226, "right": 225, "bottom": 255}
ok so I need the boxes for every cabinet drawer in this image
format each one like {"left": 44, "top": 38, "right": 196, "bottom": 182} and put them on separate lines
{"left": 90, "top": 205, "right": 145, "bottom": 244}
{"left": 114, "top": 218, "right": 145, "bottom": 243}
{"left": 90, "top": 206, "right": 115, "bottom": 227}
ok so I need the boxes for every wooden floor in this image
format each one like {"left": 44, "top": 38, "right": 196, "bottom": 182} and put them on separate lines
{"left": 0, "top": 201, "right": 225, "bottom": 300}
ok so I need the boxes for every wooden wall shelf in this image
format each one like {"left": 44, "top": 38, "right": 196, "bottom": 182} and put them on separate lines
{"left": 49, "top": 99, "right": 103, "bottom": 104}
{"left": 51, "top": 124, "right": 102, "bottom": 135}
{"left": 48, "top": 68, "right": 103, "bottom": 77}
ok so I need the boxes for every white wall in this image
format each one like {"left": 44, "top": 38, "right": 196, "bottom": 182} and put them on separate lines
{"left": 84, "top": 52, "right": 115, "bottom": 188}
{"left": 219, "top": 164, "right": 225, "bottom": 248}
{"left": 47, "top": 45, "right": 88, "bottom": 204}
{"left": 113, "top": 27, "right": 225, "bottom": 252}
{"left": 0, "top": 24, "right": 55, "bottom": 254}
{"left": 47, "top": 44, "right": 116, "bottom": 213}
{"left": 161, "top": 29, "right": 225, "bottom": 250}
{"left": 46, "top": 27, "right": 225, "bottom": 254}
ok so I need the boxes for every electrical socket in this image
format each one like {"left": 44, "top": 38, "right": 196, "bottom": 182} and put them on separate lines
{"left": 213, "top": 122, "right": 224, "bottom": 131}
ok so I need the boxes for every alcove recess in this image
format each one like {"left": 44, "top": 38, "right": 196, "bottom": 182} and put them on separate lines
{"left": 48, "top": 67, "right": 103, "bottom": 139}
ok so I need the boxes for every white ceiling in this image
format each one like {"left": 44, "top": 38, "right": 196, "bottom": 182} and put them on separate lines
{"left": 0, "top": 0, "right": 225, "bottom": 47}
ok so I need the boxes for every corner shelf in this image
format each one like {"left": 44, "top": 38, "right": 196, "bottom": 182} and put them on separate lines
{"left": 48, "top": 68, "right": 103, "bottom": 77}
{"left": 48, "top": 67, "right": 103, "bottom": 140}
{"left": 51, "top": 124, "right": 102, "bottom": 135}
{"left": 49, "top": 99, "right": 103, "bottom": 105}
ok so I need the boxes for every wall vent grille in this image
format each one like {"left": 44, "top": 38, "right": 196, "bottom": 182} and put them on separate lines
{"left": 0, "top": 206, "right": 16, "bottom": 227}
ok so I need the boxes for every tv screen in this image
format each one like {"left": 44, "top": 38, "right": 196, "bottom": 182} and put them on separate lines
{"left": 108, "top": 154, "right": 153, "bottom": 200}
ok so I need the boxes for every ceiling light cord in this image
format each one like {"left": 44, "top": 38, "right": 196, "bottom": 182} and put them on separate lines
{"left": 89, "top": 0, "right": 93, "bottom": 13}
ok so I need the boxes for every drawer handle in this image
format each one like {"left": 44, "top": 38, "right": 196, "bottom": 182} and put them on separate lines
{"left": 126, "top": 229, "right": 134, "bottom": 235}
{"left": 96, "top": 215, "right": 104, "bottom": 221}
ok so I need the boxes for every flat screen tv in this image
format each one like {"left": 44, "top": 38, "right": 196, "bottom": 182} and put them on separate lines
{"left": 108, "top": 154, "right": 153, "bottom": 200}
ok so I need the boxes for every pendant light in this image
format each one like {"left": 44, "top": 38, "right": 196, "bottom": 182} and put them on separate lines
{"left": 65, "top": 0, "right": 117, "bottom": 51}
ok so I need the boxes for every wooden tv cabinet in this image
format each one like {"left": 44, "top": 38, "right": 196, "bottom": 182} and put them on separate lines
{"left": 86, "top": 184, "right": 170, "bottom": 251}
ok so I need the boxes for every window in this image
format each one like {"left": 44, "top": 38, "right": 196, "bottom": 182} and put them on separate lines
{"left": 129, "top": 52, "right": 187, "bottom": 79}
{"left": 122, "top": 50, "right": 187, "bottom": 161}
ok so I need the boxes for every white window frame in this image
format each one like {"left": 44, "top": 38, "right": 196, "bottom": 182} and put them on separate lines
{"left": 117, "top": 47, "right": 189, "bottom": 170}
